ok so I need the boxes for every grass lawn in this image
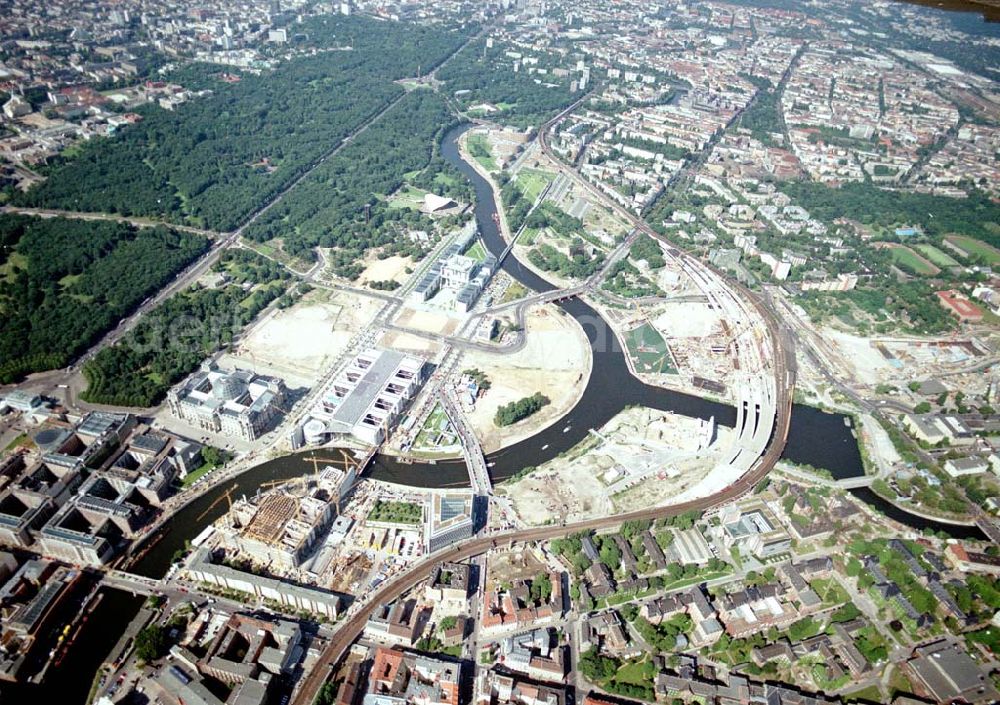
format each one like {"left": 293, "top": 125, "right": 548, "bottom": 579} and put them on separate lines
{"left": 624, "top": 322, "right": 676, "bottom": 374}
{"left": 967, "top": 626, "right": 1000, "bottom": 654}
{"left": 388, "top": 185, "right": 430, "bottom": 210}
{"left": 499, "top": 281, "right": 530, "bottom": 304}
{"left": 58, "top": 273, "right": 82, "bottom": 288}
{"left": 661, "top": 570, "right": 730, "bottom": 592}
{"left": 886, "top": 244, "right": 939, "bottom": 275}
{"left": 812, "top": 663, "right": 851, "bottom": 692}
{"left": 516, "top": 168, "right": 555, "bottom": 202}
{"left": 413, "top": 403, "right": 457, "bottom": 451}
{"left": 434, "top": 172, "right": 460, "bottom": 189}
{"left": 463, "top": 240, "right": 488, "bottom": 263}
{"left": 0, "top": 252, "right": 28, "bottom": 283}
{"left": 521, "top": 227, "right": 540, "bottom": 246}
{"left": 945, "top": 234, "right": 1000, "bottom": 265}
{"left": 398, "top": 80, "right": 428, "bottom": 91}
{"left": 811, "top": 577, "right": 850, "bottom": 606}
{"left": 844, "top": 685, "right": 883, "bottom": 702}
{"left": 615, "top": 658, "right": 653, "bottom": 686}
{"left": 181, "top": 462, "right": 216, "bottom": 487}
{"left": 913, "top": 244, "right": 958, "bottom": 267}
{"left": 467, "top": 133, "right": 498, "bottom": 171}
{"left": 886, "top": 666, "right": 916, "bottom": 699}
{"left": 4, "top": 433, "right": 33, "bottom": 452}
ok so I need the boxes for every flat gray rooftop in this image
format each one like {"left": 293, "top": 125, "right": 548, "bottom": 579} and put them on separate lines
{"left": 332, "top": 350, "right": 406, "bottom": 428}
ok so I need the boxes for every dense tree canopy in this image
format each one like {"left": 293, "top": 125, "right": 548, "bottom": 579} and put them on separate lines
{"left": 17, "top": 16, "right": 470, "bottom": 232}
{"left": 243, "top": 91, "right": 465, "bottom": 274}
{"left": 781, "top": 181, "right": 1000, "bottom": 248}
{"left": 494, "top": 392, "right": 549, "bottom": 426}
{"left": 80, "top": 250, "right": 288, "bottom": 407}
{"left": 0, "top": 215, "right": 208, "bottom": 383}
{"left": 437, "top": 39, "right": 583, "bottom": 127}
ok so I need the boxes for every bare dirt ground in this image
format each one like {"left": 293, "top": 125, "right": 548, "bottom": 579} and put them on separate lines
{"left": 358, "top": 252, "right": 414, "bottom": 286}
{"left": 821, "top": 329, "right": 890, "bottom": 386}
{"left": 500, "top": 407, "right": 734, "bottom": 526}
{"left": 857, "top": 412, "right": 902, "bottom": 474}
{"left": 462, "top": 303, "right": 591, "bottom": 453}
{"left": 221, "top": 288, "right": 383, "bottom": 385}
{"left": 652, "top": 301, "right": 720, "bottom": 338}
{"left": 378, "top": 330, "right": 443, "bottom": 357}
{"left": 484, "top": 545, "right": 550, "bottom": 591}
{"left": 393, "top": 307, "right": 461, "bottom": 337}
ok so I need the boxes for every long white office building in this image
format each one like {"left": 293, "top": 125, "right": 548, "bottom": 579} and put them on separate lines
{"left": 310, "top": 349, "right": 427, "bottom": 446}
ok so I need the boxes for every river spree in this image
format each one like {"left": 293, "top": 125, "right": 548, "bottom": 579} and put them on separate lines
{"left": 24, "top": 94, "right": 987, "bottom": 705}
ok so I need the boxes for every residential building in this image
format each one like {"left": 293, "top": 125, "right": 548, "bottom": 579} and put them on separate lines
{"left": 364, "top": 646, "right": 460, "bottom": 705}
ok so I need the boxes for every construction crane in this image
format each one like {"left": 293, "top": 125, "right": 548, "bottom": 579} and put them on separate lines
{"left": 305, "top": 448, "right": 360, "bottom": 474}
{"left": 258, "top": 478, "right": 292, "bottom": 491}
{"left": 305, "top": 450, "right": 362, "bottom": 514}
{"left": 196, "top": 484, "right": 238, "bottom": 523}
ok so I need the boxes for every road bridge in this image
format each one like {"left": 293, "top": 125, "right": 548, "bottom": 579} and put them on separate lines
{"left": 438, "top": 392, "right": 492, "bottom": 496}
{"left": 291, "top": 86, "right": 797, "bottom": 705}
{"left": 838, "top": 476, "right": 875, "bottom": 490}
{"left": 99, "top": 569, "right": 167, "bottom": 597}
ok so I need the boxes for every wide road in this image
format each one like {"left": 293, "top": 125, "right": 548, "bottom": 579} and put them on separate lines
{"left": 0, "top": 205, "right": 224, "bottom": 237}
{"left": 291, "top": 105, "right": 795, "bottom": 705}
{"left": 3, "top": 30, "right": 484, "bottom": 408}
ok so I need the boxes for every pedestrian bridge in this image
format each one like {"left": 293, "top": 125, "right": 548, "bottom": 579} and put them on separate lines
{"left": 101, "top": 569, "right": 165, "bottom": 596}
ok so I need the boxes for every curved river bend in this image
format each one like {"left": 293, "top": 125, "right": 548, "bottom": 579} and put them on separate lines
{"left": 128, "top": 123, "right": 982, "bottom": 573}
{"left": 17, "top": 124, "right": 984, "bottom": 705}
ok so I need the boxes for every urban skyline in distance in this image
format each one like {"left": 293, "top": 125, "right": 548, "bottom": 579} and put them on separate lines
{"left": 1, "top": 1, "right": 1000, "bottom": 705}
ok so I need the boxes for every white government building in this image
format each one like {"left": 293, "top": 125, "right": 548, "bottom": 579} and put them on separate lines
{"left": 167, "top": 366, "right": 286, "bottom": 442}
{"left": 303, "top": 348, "right": 427, "bottom": 446}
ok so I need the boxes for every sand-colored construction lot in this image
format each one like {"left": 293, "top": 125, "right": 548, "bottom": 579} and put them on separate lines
{"left": 358, "top": 252, "right": 414, "bottom": 286}
{"left": 393, "top": 307, "right": 461, "bottom": 337}
{"left": 463, "top": 304, "right": 591, "bottom": 453}
{"left": 378, "top": 330, "right": 443, "bottom": 357}
{"left": 500, "top": 407, "right": 733, "bottom": 526}
{"left": 652, "top": 301, "right": 720, "bottom": 339}
{"left": 223, "top": 289, "right": 383, "bottom": 385}
{"left": 822, "top": 329, "right": 896, "bottom": 386}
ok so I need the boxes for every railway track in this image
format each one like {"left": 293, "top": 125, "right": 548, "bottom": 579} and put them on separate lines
{"left": 291, "top": 102, "right": 795, "bottom": 705}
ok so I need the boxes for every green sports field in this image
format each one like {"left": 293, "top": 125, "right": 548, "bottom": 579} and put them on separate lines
{"left": 886, "top": 245, "right": 939, "bottom": 275}
{"left": 624, "top": 322, "right": 676, "bottom": 374}
{"left": 945, "top": 235, "right": 1000, "bottom": 265}
{"left": 914, "top": 244, "right": 959, "bottom": 268}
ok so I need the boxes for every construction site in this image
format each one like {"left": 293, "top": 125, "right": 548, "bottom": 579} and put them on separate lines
{"left": 499, "top": 406, "right": 734, "bottom": 526}
{"left": 197, "top": 446, "right": 468, "bottom": 598}
{"left": 459, "top": 304, "right": 592, "bottom": 453}
{"left": 214, "top": 461, "right": 357, "bottom": 575}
